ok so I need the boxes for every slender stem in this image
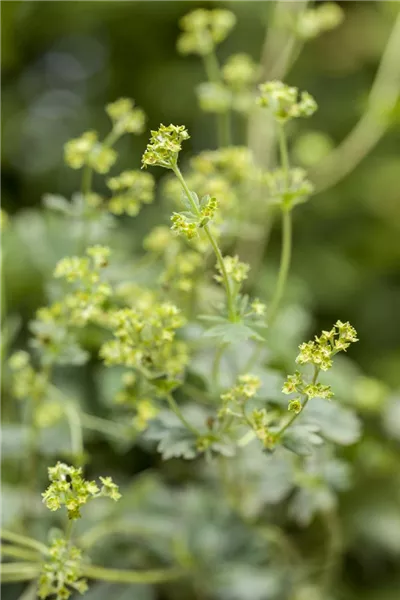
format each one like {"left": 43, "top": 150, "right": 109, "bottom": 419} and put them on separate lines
{"left": 63, "top": 402, "right": 84, "bottom": 461}
{"left": 311, "top": 11, "right": 400, "bottom": 194}
{"left": 267, "top": 124, "right": 292, "bottom": 325}
{"left": 79, "top": 522, "right": 157, "bottom": 549}
{"left": 83, "top": 564, "right": 184, "bottom": 585}
{"left": 202, "top": 50, "right": 231, "bottom": 147}
{"left": 212, "top": 344, "right": 226, "bottom": 392}
{"left": 320, "top": 508, "right": 342, "bottom": 592}
{"left": 166, "top": 394, "right": 201, "bottom": 437}
{"left": 81, "top": 413, "right": 131, "bottom": 440}
{"left": 1, "top": 529, "right": 48, "bottom": 555}
{"left": 1, "top": 544, "right": 40, "bottom": 562}
{"left": 267, "top": 209, "right": 292, "bottom": 326}
{"left": 172, "top": 165, "right": 236, "bottom": 321}
{"left": 0, "top": 562, "right": 40, "bottom": 580}
{"left": 65, "top": 520, "right": 75, "bottom": 543}
{"left": 278, "top": 124, "right": 290, "bottom": 184}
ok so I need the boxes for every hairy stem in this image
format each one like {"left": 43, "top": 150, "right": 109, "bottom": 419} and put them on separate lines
{"left": 83, "top": 564, "right": 184, "bottom": 585}
{"left": 173, "top": 165, "right": 236, "bottom": 320}
{"left": 311, "top": 11, "right": 400, "bottom": 194}
{"left": 203, "top": 50, "right": 231, "bottom": 147}
{"left": 267, "top": 125, "right": 292, "bottom": 325}
{"left": 1, "top": 529, "right": 48, "bottom": 555}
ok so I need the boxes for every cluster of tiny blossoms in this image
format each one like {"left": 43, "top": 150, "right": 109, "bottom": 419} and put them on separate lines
{"left": 8, "top": 350, "right": 49, "bottom": 402}
{"left": 64, "top": 98, "right": 145, "bottom": 175}
{"left": 53, "top": 246, "right": 112, "bottom": 326}
{"left": 38, "top": 538, "right": 87, "bottom": 600}
{"left": 107, "top": 170, "right": 155, "bottom": 216}
{"left": 282, "top": 321, "right": 358, "bottom": 413}
{"left": 171, "top": 196, "right": 219, "bottom": 240}
{"left": 100, "top": 302, "right": 188, "bottom": 379}
{"left": 262, "top": 168, "right": 314, "bottom": 210}
{"left": 42, "top": 462, "right": 120, "bottom": 520}
{"left": 142, "top": 124, "right": 189, "bottom": 169}
{"left": 294, "top": 2, "right": 344, "bottom": 40}
{"left": 216, "top": 255, "right": 250, "bottom": 284}
{"left": 220, "top": 374, "right": 261, "bottom": 406}
{"left": 177, "top": 8, "right": 236, "bottom": 56}
{"left": 198, "top": 53, "right": 260, "bottom": 115}
{"left": 257, "top": 81, "right": 317, "bottom": 123}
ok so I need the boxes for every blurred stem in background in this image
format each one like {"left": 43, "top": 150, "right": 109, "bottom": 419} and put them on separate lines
{"left": 202, "top": 49, "right": 232, "bottom": 147}
{"left": 310, "top": 9, "right": 400, "bottom": 194}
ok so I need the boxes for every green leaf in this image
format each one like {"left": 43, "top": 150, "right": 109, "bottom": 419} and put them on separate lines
{"left": 282, "top": 423, "right": 323, "bottom": 456}
{"left": 303, "top": 399, "right": 361, "bottom": 445}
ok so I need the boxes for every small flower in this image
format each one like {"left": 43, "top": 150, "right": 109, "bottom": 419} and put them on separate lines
{"left": 257, "top": 81, "right": 317, "bottom": 123}
{"left": 142, "top": 124, "right": 190, "bottom": 169}
{"left": 222, "top": 53, "right": 260, "bottom": 89}
{"left": 262, "top": 168, "right": 314, "bottom": 210}
{"left": 107, "top": 170, "right": 155, "bottom": 216}
{"left": 171, "top": 212, "right": 198, "bottom": 240}
{"left": 215, "top": 255, "right": 250, "bottom": 284}
{"left": 177, "top": 9, "right": 236, "bottom": 56}
{"left": 106, "top": 98, "right": 146, "bottom": 135}
{"left": 99, "top": 476, "right": 122, "bottom": 501}
{"left": 38, "top": 537, "right": 87, "bottom": 600}
{"left": 288, "top": 399, "right": 302, "bottom": 414}
{"left": 295, "top": 2, "right": 344, "bottom": 40}
{"left": 197, "top": 82, "right": 231, "bottom": 114}
{"left": 250, "top": 299, "right": 267, "bottom": 316}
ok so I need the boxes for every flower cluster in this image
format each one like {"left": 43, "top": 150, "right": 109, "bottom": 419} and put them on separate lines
{"left": 106, "top": 98, "right": 146, "bottom": 135}
{"left": 53, "top": 246, "right": 112, "bottom": 326}
{"left": 38, "top": 537, "right": 87, "bottom": 600}
{"left": 249, "top": 408, "right": 275, "bottom": 448}
{"left": 282, "top": 322, "right": 358, "bottom": 413}
{"left": 171, "top": 212, "right": 197, "bottom": 240}
{"left": 107, "top": 170, "right": 155, "bottom": 216}
{"left": 8, "top": 351, "right": 50, "bottom": 403}
{"left": 262, "top": 168, "right": 313, "bottom": 210}
{"left": 42, "top": 462, "right": 120, "bottom": 520}
{"left": 295, "top": 2, "right": 344, "bottom": 40}
{"left": 222, "top": 53, "right": 260, "bottom": 89}
{"left": 100, "top": 302, "right": 188, "bottom": 379}
{"left": 221, "top": 374, "right": 261, "bottom": 405}
{"left": 249, "top": 299, "right": 267, "bottom": 317}
{"left": 197, "top": 82, "right": 231, "bottom": 114}
{"left": 142, "top": 124, "right": 189, "bottom": 169}
{"left": 296, "top": 321, "right": 358, "bottom": 371}
{"left": 191, "top": 146, "right": 256, "bottom": 184}
{"left": 64, "top": 131, "right": 117, "bottom": 174}
{"left": 177, "top": 9, "right": 236, "bottom": 56}
{"left": 216, "top": 255, "right": 250, "bottom": 285}
{"left": 171, "top": 196, "right": 219, "bottom": 240}
{"left": 257, "top": 81, "right": 317, "bottom": 123}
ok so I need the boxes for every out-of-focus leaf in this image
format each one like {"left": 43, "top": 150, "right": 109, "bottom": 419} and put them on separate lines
{"left": 302, "top": 398, "right": 361, "bottom": 445}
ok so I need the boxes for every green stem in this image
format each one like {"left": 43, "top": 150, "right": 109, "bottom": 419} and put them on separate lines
{"left": 166, "top": 394, "right": 201, "bottom": 437}
{"left": 172, "top": 165, "right": 236, "bottom": 321}
{"left": 267, "top": 209, "right": 292, "bottom": 326}
{"left": 81, "top": 413, "right": 131, "bottom": 440}
{"left": 202, "top": 50, "right": 231, "bottom": 147}
{"left": 320, "top": 508, "right": 342, "bottom": 592}
{"left": 83, "top": 564, "right": 184, "bottom": 585}
{"left": 65, "top": 520, "right": 75, "bottom": 544}
{"left": 267, "top": 124, "right": 292, "bottom": 325}
{"left": 63, "top": 402, "right": 84, "bottom": 461}
{"left": 1, "top": 529, "right": 48, "bottom": 555}
{"left": 0, "top": 562, "right": 40, "bottom": 581}
{"left": 1, "top": 544, "right": 40, "bottom": 562}
{"left": 79, "top": 522, "right": 157, "bottom": 549}
{"left": 212, "top": 344, "right": 226, "bottom": 392}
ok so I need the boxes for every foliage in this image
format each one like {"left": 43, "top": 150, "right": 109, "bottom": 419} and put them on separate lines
{"left": 2, "top": 2, "right": 400, "bottom": 600}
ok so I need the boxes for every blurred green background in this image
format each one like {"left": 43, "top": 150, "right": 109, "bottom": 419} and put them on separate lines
{"left": 2, "top": 2, "right": 400, "bottom": 600}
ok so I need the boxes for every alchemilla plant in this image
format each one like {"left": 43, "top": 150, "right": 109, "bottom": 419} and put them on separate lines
{"left": 6, "top": 4, "right": 393, "bottom": 600}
